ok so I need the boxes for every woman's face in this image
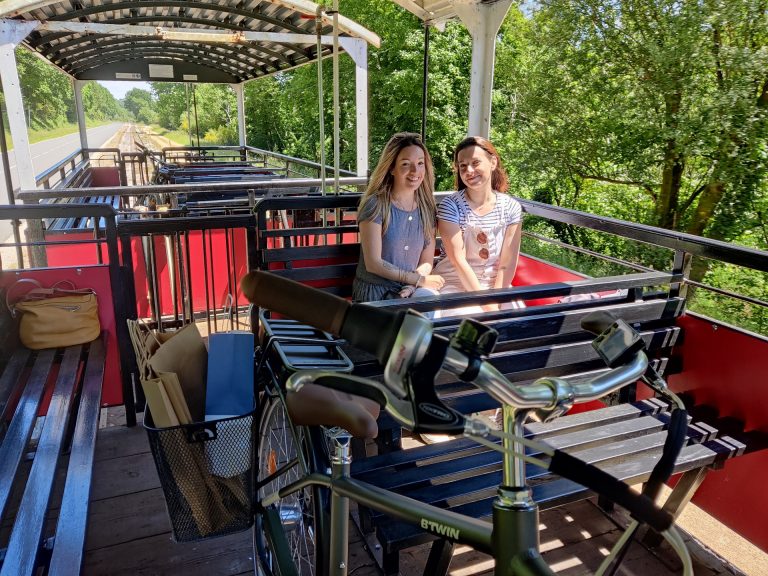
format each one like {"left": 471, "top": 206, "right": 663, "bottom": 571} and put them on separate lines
{"left": 390, "top": 145, "right": 426, "bottom": 194}
{"left": 456, "top": 145, "right": 497, "bottom": 192}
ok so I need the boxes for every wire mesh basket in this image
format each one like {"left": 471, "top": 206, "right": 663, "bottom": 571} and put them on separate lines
{"left": 144, "top": 408, "right": 257, "bottom": 543}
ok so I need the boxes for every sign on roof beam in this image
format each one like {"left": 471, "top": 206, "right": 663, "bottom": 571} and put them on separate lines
{"left": 31, "top": 21, "right": 374, "bottom": 47}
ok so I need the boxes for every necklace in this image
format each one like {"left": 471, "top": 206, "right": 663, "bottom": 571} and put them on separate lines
{"left": 393, "top": 195, "right": 417, "bottom": 219}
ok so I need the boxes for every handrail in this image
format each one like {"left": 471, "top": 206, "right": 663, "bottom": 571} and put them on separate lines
{"left": 518, "top": 198, "right": 768, "bottom": 274}
{"left": 244, "top": 145, "right": 357, "bottom": 177}
{"left": 16, "top": 176, "right": 369, "bottom": 201}
{"left": 117, "top": 213, "right": 256, "bottom": 235}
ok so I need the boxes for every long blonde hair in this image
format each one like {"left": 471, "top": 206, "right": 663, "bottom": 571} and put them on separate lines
{"left": 359, "top": 132, "right": 437, "bottom": 241}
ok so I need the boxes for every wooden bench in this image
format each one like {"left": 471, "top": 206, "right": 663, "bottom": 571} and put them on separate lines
{"left": 0, "top": 325, "right": 106, "bottom": 576}
{"left": 251, "top": 194, "right": 758, "bottom": 574}
{"left": 0, "top": 203, "right": 122, "bottom": 576}
{"left": 253, "top": 195, "right": 361, "bottom": 298}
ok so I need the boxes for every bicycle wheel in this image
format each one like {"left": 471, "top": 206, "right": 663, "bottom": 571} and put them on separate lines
{"left": 256, "top": 390, "right": 329, "bottom": 576}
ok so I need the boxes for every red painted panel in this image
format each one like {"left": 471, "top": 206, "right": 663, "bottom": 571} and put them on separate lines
{"left": 128, "top": 229, "right": 250, "bottom": 317}
{"left": 1, "top": 265, "right": 123, "bottom": 407}
{"left": 669, "top": 314, "right": 768, "bottom": 552}
{"left": 47, "top": 229, "right": 250, "bottom": 318}
{"left": 90, "top": 166, "right": 121, "bottom": 187}
{"left": 513, "top": 256, "right": 587, "bottom": 306}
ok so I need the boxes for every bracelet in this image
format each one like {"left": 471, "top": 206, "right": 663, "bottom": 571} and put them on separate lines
{"left": 415, "top": 274, "right": 423, "bottom": 287}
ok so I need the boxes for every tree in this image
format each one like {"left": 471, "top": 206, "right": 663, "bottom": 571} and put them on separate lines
{"left": 152, "top": 83, "right": 187, "bottom": 130}
{"left": 81, "top": 82, "right": 127, "bottom": 121}
{"left": 506, "top": 0, "right": 768, "bottom": 247}
{"left": 16, "top": 48, "right": 73, "bottom": 128}
{"left": 123, "top": 88, "right": 156, "bottom": 124}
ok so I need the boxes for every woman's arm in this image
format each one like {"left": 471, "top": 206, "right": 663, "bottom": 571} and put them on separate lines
{"left": 359, "top": 219, "right": 422, "bottom": 285}
{"left": 439, "top": 220, "right": 484, "bottom": 292}
{"left": 494, "top": 222, "right": 522, "bottom": 290}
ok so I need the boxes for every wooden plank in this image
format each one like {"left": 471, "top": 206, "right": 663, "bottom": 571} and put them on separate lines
{"left": 85, "top": 488, "right": 170, "bottom": 551}
{"left": 455, "top": 298, "right": 685, "bottom": 352}
{"left": 269, "top": 263, "right": 357, "bottom": 282}
{"left": 262, "top": 243, "right": 360, "bottom": 262}
{"left": 82, "top": 530, "right": 254, "bottom": 576}
{"left": 90, "top": 451, "right": 161, "bottom": 502}
{"left": 0, "top": 349, "right": 55, "bottom": 521}
{"left": 49, "top": 338, "right": 106, "bottom": 576}
{"left": 1, "top": 345, "right": 82, "bottom": 576}
{"left": 0, "top": 348, "right": 30, "bottom": 422}
{"left": 484, "top": 327, "right": 680, "bottom": 380}
{"left": 94, "top": 422, "right": 152, "bottom": 462}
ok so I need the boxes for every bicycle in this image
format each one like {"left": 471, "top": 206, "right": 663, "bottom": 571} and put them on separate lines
{"left": 243, "top": 270, "right": 693, "bottom": 576}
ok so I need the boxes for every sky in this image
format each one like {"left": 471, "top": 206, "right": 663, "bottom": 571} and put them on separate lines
{"left": 99, "top": 80, "right": 151, "bottom": 100}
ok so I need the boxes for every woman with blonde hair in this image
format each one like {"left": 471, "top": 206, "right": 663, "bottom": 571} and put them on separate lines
{"left": 353, "top": 132, "right": 444, "bottom": 301}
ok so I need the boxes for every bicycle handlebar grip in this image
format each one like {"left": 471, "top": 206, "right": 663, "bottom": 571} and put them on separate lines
{"left": 580, "top": 310, "right": 617, "bottom": 335}
{"left": 240, "top": 271, "right": 350, "bottom": 336}
{"left": 314, "top": 374, "right": 387, "bottom": 408}
{"left": 548, "top": 449, "right": 673, "bottom": 533}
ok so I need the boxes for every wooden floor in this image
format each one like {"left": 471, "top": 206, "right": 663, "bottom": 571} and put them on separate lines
{"left": 82, "top": 418, "right": 742, "bottom": 576}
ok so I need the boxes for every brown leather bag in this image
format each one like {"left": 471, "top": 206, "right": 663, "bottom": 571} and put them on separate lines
{"left": 8, "top": 279, "right": 100, "bottom": 350}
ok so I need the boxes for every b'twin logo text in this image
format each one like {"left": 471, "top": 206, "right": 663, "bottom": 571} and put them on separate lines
{"left": 420, "top": 519, "right": 460, "bottom": 540}
{"left": 419, "top": 402, "right": 453, "bottom": 421}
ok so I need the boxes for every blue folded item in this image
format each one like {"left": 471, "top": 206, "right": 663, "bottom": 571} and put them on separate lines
{"left": 204, "top": 331, "right": 255, "bottom": 418}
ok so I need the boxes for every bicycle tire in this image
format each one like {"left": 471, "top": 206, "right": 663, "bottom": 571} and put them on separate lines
{"left": 255, "top": 389, "right": 329, "bottom": 576}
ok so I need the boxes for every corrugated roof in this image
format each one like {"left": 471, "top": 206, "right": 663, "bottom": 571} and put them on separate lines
{"left": 0, "top": 0, "right": 380, "bottom": 83}
{"left": 388, "top": 0, "right": 458, "bottom": 26}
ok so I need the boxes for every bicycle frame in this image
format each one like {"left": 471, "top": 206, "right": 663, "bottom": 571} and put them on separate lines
{"left": 259, "top": 404, "right": 555, "bottom": 576}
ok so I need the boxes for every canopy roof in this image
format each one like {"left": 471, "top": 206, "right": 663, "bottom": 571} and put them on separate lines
{"left": 390, "top": 0, "right": 486, "bottom": 27}
{"left": 0, "top": 0, "right": 380, "bottom": 83}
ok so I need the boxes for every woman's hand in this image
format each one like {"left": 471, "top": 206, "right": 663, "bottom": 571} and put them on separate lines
{"left": 399, "top": 285, "right": 416, "bottom": 298}
{"left": 420, "top": 274, "right": 445, "bottom": 291}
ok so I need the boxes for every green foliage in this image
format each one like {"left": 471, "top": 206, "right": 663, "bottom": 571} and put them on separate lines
{"left": 16, "top": 49, "right": 73, "bottom": 128}
{"left": 15, "top": 49, "right": 128, "bottom": 126}
{"left": 123, "top": 88, "right": 157, "bottom": 124}
{"left": 81, "top": 82, "right": 129, "bottom": 121}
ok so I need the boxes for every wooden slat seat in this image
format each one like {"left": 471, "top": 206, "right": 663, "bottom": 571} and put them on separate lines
{"left": 0, "top": 337, "right": 106, "bottom": 576}
{"left": 353, "top": 400, "right": 745, "bottom": 575}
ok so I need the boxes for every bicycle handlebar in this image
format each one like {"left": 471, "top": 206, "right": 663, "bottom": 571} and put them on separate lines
{"left": 242, "top": 271, "right": 689, "bottom": 573}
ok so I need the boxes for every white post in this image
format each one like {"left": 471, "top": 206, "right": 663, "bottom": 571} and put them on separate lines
{"left": 73, "top": 78, "right": 89, "bottom": 153}
{"left": 453, "top": 0, "right": 513, "bottom": 138}
{"left": 231, "top": 82, "right": 246, "bottom": 146}
{"left": 339, "top": 37, "right": 368, "bottom": 177}
{"left": 0, "top": 19, "right": 40, "bottom": 193}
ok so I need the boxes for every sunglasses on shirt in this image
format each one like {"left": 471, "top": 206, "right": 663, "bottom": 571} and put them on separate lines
{"left": 477, "top": 230, "right": 489, "bottom": 260}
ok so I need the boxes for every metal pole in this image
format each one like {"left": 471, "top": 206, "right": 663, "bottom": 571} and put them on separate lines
{"left": 192, "top": 85, "right": 201, "bottom": 148}
{"left": 316, "top": 6, "right": 327, "bottom": 194}
{"left": 331, "top": 1, "right": 340, "bottom": 195}
{"left": 0, "top": 96, "right": 24, "bottom": 267}
{"left": 185, "top": 83, "right": 193, "bottom": 147}
{"left": 421, "top": 23, "right": 430, "bottom": 144}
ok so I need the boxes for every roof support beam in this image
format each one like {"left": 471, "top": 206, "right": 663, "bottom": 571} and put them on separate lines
{"left": 0, "top": 19, "right": 39, "bottom": 193}
{"left": 73, "top": 78, "right": 89, "bottom": 154}
{"left": 453, "top": 0, "right": 513, "bottom": 138}
{"left": 339, "top": 37, "right": 368, "bottom": 177}
{"left": 31, "top": 20, "right": 358, "bottom": 46}
{"left": 0, "top": 1, "right": 381, "bottom": 47}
